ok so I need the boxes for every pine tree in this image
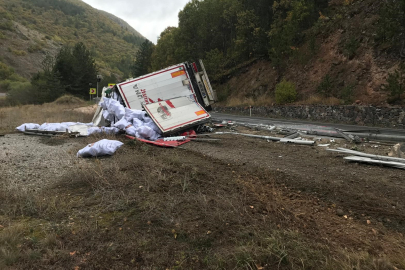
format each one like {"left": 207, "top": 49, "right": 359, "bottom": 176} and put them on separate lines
{"left": 53, "top": 42, "right": 98, "bottom": 98}
{"left": 131, "top": 39, "right": 154, "bottom": 77}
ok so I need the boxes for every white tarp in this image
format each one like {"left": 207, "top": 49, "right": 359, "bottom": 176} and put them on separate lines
{"left": 77, "top": 139, "right": 124, "bottom": 157}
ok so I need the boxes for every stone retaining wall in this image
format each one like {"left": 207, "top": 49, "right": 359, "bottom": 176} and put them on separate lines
{"left": 213, "top": 105, "right": 405, "bottom": 128}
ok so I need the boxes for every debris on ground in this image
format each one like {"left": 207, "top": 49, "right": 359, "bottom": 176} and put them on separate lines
{"left": 389, "top": 143, "right": 405, "bottom": 158}
{"left": 327, "top": 147, "right": 405, "bottom": 170}
{"left": 77, "top": 139, "right": 124, "bottom": 158}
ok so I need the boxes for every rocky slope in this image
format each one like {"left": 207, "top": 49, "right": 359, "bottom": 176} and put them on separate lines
{"left": 215, "top": 0, "right": 400, "bottom": 107}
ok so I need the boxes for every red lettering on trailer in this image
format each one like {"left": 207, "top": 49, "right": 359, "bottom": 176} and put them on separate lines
{"left": 158, "top": 103, "right": 171, "bottom": 116}
{"left": 166, "top": 100, "right": 175, "bottom": 108}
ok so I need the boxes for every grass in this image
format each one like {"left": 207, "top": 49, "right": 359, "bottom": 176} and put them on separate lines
{"left": 221, "top": 95, "right": 274, "bottom": 107}
{"left": 299, "top": 95, "right": 342, "bottom": 105}
{"left": 0, "top": 137, "right": 404, "bottom": 269}
{"left": 218, "top": 94, "right": 343, "bottom": 107}
{"left": 1, "top": 104, "right": 405, "bottom": 269}
{"left": 0, "top": 96, "right": 93, "bottom": 134}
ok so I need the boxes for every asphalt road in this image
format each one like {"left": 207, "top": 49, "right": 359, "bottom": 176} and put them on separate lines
{"left": 211, "top": 112, "right": 405, "bottom": 136}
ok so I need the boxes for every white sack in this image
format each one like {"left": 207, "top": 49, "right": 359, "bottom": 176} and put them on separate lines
{"left": 125, "top": 126, "right": 138, "bottom": 137}
{"left": 38, "top": 123, "right": 69, "bottom": 132}
{"left": 62, "top": 122, "right": 94, "bottom": 128}
{"left": 145, "top": 121, "right": 162, "bottom": 134}
{"left": 102, "top": 109, "right": 114, "bottom": 122}
{"left": 105, "top": 98, "right": 125, "bottom": 120}
{"left": 137, "top": 126, "right": 160, "bottom": 141}
{"left": 125, "top": 108, "right": 145, "bottom": 122}
{"left": 16, "top": 123, "right": 40, "bottom": 132}
{"left": 61, "top": 122, "right": 77, "bottom": 126}
{"left": 77, "top": 139, "right": 124, "bottom": 157}
{"left": 114, "top": 118, "right": 131, "bottom": 130}
{"left": 87, "top": 127, "right": 120, "bottom": 136}
{"left": 132, "top": 118, "right": 143, "bottom": 129}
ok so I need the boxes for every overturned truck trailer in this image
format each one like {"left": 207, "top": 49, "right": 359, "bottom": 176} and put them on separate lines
{"left": 94, "top": 60, "right": 217, "bottom": 135}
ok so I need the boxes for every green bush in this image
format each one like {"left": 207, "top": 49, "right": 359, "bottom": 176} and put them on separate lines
{"left": 383, "top": 64, "right": 405, "bottom": 103}
{"left": 0, "top": 62, "right": 14, "bottom": 80}
{"left": 0, "top": 21, "right": 13, "bottom": 31}
{"left": 11, "top": 49, "right": 27, "bottom": 56}
{"left": 28, "top": 43, "right": 42, "bottom": 53}
{"left": 344, "top": 37, "right": 359, "bottom": 59}
{"left": 339, "top": 84, "right": 355, "bottom": 104}
{"left": 317, "top": 74, "right": 333, "bottom": 97}
{"left": 275, "top": 79, "right": 297, "bottom": 104}
{"left": 6, "top": 82, "right": 34, "bottom": 105}
{"left": 0, "top": 79, "right": 11, "bottom": 92}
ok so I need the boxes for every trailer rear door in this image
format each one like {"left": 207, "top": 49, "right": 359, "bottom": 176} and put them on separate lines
{"left": 143, "top": 96, "right": 210, "bottom": 134}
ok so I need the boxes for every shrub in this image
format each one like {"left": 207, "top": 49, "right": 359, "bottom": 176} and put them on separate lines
{"left": 6, "top": 82, "right": 34, "bottom": 105}
{"left": 275, "top": 79, "right": 297, "bottom": 104}
{"left": 317, "top": 74, "right": 333, "bottom": 97}
{"left": 0, "top": 80, "right": 11, "bottom": 92}
{"left": 0, "top": 21, "right": 13, "bottom": 31}
{"left": 383, "top": 64, "right": 405, "bottom": 103}
{"left": 344, "top": 37, "right": 359, "bottom": 59}
{"left": 11, "top": 49, "right": 27, "bottom": 56}
{"left": 28, "top": 43, "right": 42, "bottom": 53}
{"left": 0, "top": 62, "right": 14, "bottom": 80}
{"left": 339, "top": 84, "right": 355, "bottom": 104}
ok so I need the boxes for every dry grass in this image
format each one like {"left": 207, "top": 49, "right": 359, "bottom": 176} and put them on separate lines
{"left": 54, "top": 95, "right": 86, "bottom": 106}
{"left": 0, "top": 97, "right": 94, "bottom": 134}
{"left": 1, "top": 137, "right": 404, "bottom": 269}
{"left": 225, "top": 95, "right": 274, "bottom": 107}
{"left": 299, "top": 94, "right": 343, "bottom": 105}
{"left": 221, "top": 94, "right": 343, "bottom": 107}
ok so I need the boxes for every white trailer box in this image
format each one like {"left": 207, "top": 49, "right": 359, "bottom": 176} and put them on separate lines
{"left": 116, "top": 61, "right": 216, "bottom": 111}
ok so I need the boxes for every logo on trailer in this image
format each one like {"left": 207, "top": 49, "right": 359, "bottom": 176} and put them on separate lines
{"left": 157, "top": 103, "right": 172, "bottom": 120}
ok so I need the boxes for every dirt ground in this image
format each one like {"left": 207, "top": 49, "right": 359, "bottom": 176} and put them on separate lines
{"left": 1, "top": 125, "right": 405, "bottom": 269}
{"left": 185, "top": 127, "right": 405, "bottom": 234}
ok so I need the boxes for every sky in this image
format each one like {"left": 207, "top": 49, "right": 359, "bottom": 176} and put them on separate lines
{"left": 81, "top": 0, "right": 190, "bottom": 44}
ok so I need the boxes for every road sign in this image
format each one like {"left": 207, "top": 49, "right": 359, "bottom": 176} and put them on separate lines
{"left": 90, "top": 88, "right": 96, "bottom": 95}
{"left": 108, "top": 83, "right": 115, "bottom": 88}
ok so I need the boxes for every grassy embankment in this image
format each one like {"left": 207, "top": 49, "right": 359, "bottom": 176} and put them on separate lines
{"left": 0, "top": 95, "right": 93, "bottom": 134}
{"left": 1, "top": 96, "right": 404, "bottom": 269}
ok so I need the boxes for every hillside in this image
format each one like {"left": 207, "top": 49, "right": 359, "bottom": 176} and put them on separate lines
{"left": 0, "top": 0, "right": 146, "bottom": 81}
{"left": 98, "top": 10, "right": 143, "bottom": 39}
{"left": 213, "top": 0, "right": 400, "bottom": 107}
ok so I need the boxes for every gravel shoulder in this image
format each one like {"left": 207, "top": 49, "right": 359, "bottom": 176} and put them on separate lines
{"left": 0, "top": 134, "right": 88, "bottom": 192}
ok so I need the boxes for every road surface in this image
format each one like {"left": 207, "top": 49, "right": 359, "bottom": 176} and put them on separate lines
{"left": 211, "top": 112, "right": 405, "bottom": 136}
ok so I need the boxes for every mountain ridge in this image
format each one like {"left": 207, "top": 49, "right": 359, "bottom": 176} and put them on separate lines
{"left": 0, "top": 0, "right": 146, "bottom": 83}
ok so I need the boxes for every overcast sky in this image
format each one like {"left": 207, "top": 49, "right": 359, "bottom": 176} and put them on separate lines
{"left": 81, "top": 0, "right": 190, "bottom": 44}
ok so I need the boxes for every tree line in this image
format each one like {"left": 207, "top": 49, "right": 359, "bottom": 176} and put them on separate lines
{"left": 6, "top": 42, "right": 98, "bottom": 105}
{"left": 133, "top": 0, "right": 329, "bottom": 80}
{"left": 6, "top": 0, "right": 405, "bottom": 105}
